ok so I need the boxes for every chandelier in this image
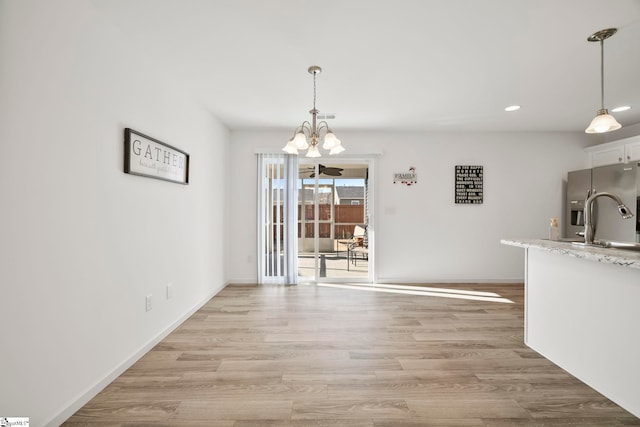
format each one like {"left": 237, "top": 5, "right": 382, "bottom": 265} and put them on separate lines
{"left": 585, "top": 28, "right": 621, "bottom": 134}
{"left": 282, "top": 66, "right": 345, "bottom": 157}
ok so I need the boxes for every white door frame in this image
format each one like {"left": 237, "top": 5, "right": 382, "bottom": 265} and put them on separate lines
{"left": 297, "top": 156, "right": 376, "bottom": 284}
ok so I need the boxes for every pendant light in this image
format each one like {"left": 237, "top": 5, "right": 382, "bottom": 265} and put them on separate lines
{"left": 283, "top": 66, "right": 345, "bottom": 157}
{"left": 585, "top": 28, "right": 621, "bottom": 134}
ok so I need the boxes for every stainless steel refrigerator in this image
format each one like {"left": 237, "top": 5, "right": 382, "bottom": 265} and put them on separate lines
{"left": 566, "top": 162, "right": 640, "bottom": 242}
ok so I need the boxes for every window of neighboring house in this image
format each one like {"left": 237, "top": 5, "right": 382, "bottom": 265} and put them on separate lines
{"left": 351, "top": 200, "right": 360, "bottom": 205}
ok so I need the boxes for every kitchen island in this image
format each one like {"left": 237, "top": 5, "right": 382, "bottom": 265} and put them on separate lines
{"left": 502, "top": 238, "right": 640, "bottom": 418}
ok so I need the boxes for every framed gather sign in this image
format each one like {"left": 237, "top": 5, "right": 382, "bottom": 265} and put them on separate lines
{"left": 124, "top": 128, "right": 190, "bottom": 184}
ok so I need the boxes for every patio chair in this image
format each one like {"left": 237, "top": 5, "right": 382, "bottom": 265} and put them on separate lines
{"left": 351, "top": 225, "right": 366, "bottom": 247}
{"left": 347, "top": 225, "right": 368, "bottom": 270}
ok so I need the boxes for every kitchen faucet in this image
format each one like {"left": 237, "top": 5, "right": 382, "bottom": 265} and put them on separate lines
{"left": 583, "top": 191, "right": 634, "bottom": 244}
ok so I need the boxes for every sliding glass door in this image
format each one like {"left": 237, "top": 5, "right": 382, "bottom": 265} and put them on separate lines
{"left": 297, "top": 159, "right": 373, "bottom": 282}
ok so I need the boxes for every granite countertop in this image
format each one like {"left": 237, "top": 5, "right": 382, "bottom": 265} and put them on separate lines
{"left": 501, "top": 238, "right": 640, "bottom": 270}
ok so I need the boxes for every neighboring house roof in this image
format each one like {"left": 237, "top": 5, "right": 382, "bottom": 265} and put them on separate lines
{"left": 298, "top": 189, "right": 332, "bottom": 204}
{"left": 335, "top": 186, "right": 364, "bottom": 199}
{"left": 273, "top": 187, "right": 365, "bottom": 201}
{"left": 270, "top": 189, "right": 331, "bottom": 204}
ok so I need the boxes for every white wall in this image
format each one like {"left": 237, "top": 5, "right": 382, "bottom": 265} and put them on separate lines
{"left": 0, "top": 2, "right": 229, "bottom": 426}
{"left": 228, "top": 130, "right": 589, "bottom": 283}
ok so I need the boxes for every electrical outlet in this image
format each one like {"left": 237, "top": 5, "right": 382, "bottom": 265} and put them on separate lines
{"left": 167, "top": 283, "right": 173, "bottom": 300}
{"left": 145, "top": 294, "right": 152, "bottom": 312}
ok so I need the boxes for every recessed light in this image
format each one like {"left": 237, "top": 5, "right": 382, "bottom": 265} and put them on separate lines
{"left": 504, "top": 105, "right": 521, "bottom": 112}
{"left": 611, "top": 105, "right": 631, "bottom": 113}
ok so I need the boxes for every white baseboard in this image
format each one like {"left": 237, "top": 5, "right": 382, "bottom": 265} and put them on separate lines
{"left": 45, "top": 283, "right": 228, "bottom": 427}
{"left": 227, "top": 278, "right": 524, "bottom": 285}
{"left": 375, "top": 277, "right": 524, "bottom": 284}
{"left": 226, "top": 278, "right": 259, "bottom": 284}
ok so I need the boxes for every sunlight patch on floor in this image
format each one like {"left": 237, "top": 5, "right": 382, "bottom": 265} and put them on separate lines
{"left": 310, "top": 282, "right": 514, "bottom": 304}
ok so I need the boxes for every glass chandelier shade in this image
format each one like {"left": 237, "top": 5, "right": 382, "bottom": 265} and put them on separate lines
{"left": 306, "top": 144, "right": 321, "bottom": 158}
{"left": 585, "top": 109, "right": 621, "bottom": 134}
{"left": 293, "top": 131, "right": 309, "bottom": 149}
{"left": 283, "top": 66, "right": 345, "bottom": 157}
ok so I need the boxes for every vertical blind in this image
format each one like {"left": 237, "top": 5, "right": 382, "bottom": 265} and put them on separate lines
{"left": 257, "top": 153, "right": 298, "bottom": 284}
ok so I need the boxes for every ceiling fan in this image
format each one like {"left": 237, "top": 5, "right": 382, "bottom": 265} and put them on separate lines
{"left": 300, "top": 164, "right": 344, "bottom": 177}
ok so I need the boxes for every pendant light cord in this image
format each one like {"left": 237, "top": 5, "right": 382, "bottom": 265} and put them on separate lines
{"left": 313, "top": 70, "right": 317, "bottom": 111}
{"left": 600, "top": 38, "right": 605, "bottom": 110}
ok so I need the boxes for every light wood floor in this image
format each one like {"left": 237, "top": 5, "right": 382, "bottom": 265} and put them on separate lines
{"left": 64, "top": 282, "right": 639, "bottom": 426}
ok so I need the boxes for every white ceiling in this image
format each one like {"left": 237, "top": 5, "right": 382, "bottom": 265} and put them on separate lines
{"left": 92, "top": 0, "right": 640, "bottom": 133}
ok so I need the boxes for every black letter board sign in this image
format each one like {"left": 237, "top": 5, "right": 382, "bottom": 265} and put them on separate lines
{"left": 455, "top": 165, "right": 483, "bottom": 204}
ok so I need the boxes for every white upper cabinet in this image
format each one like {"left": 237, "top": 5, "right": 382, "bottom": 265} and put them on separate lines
{"left": 625, "top": 139, "right": 640, "bottom": 163}
{"left": 590, "top": 145, "right": 625, "bottom": 167}
{"left": 586, "top": 135, "right": 640, "bottom": 167}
